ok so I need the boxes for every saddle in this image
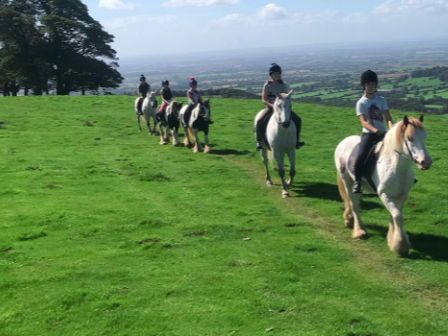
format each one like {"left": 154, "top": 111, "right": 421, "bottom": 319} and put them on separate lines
{"left": 347, "top": 141, "right": 382, "bottom": 192}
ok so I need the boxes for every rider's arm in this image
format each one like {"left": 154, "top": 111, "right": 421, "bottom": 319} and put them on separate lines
{"left": 187, "top": 91, "right": 194, "bottom": 105}
{"left": 262, "top": 84, "right": 274, "bottom": 109}
{"left": 197, "top": 91, "right": 203, "bottom": 103}
{"left": 383, "top": 109, "right": 394, "bottom": 129}
{"left": 359, "top": 115, "right": 378, "bottom": 133}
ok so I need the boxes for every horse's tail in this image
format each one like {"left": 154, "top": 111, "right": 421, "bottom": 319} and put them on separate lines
{"left": 187, "top": 128, "right": 194, "bottom": 141}
{"left": 337, "top": 172, "right": 348, "bottom": 202}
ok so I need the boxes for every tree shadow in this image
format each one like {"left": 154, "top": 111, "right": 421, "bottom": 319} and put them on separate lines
{"left": 367, "top": 223, "right": 448, "bottom": 262}
{"left": 212, "top": 149, "right": 251, "bottom": 156}
{"left": 291, "top": 182, "right": 382, "bottom": 210}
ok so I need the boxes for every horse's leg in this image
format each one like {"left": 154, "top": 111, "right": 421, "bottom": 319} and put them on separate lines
{"left": 346, "top": 180, "right": 369, "bottom": 239}
{"left": 192, "top": 129, "right": 202, "bottom": 153}
{"left": 144, "top": 112, "right": 151, "bottom": 135}
{"left": 204, "top": 132, "right": 211, "bottom": 153}
{"left": 159, "top": 125, "right": 167, "bottom": 145}
{"left": 337, "top": 173, "right": 354, "bottom": 229}
{"left": 380, "top": 193, "right": 410, "bottom": 256}
{"left": 274, "top": 150, "right": 289, "bottom": 198}
{"left": 151, "top": 114, "right": 157, "bottom": 134}
{"left": 182, "top": 126, "right": 191, "bottom": 148}
{"left": 262, "top": 148, "right": 272, "bottom": 186}
{"left": 171, "top": 127, "right": 180, "bottom": 147}
{"left": 137, "top": 114, "right": 142, "bottom": 132}
{"left": 286, "top": 149, "right": 296, "bottom": 187}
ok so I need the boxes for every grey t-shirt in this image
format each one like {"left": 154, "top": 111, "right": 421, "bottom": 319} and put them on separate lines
{"left": 264, "top": 81, "right": 289, "bottom": 104}
{"left": 356, "top": 95, "right": 389, "bottom": 133}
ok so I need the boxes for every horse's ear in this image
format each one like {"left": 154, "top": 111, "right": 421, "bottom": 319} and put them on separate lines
{"left": 419, "top": 114, "right": 424, "bottom": 123}
{"left": 286, "top": 89, "right": 293, "bottom": 99}
{"left": 403, "top": 115, "right": 409, "bottom": 126}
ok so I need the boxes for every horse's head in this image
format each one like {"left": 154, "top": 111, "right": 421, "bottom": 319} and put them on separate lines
{"left": 400, "top": 115, "right": 432, "bottom": 170}
{"left": 383, "top": 115, "right": 433, "bottom": 170}
{"left": 273, "top": 90, "right": 293, "bottom": 129}
{"left": 199, "top": 99, "right": 211, "bottom": 119}
{"left": 168, "top": 101, "right": 183, "bottom": 117}
{"left": 147, "top": 91, "right": 156, "bottom": 108}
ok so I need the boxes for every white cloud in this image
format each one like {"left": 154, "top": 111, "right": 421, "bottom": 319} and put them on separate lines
{"left": 99, "top": 0, "right": 135, "bottom": 10}
{"left": 161, "top": 0, "right": 238, "bottom": 7}
{"left": 257, "top": 3, "right": 290, "bottom": 20}
{"left": 342, "top": 12, "right": 366, "bottom": 24}
{"left": 103, "top": 15, "right": 177, "bottom": 29}
{"left": 215, "top": 4, "right": 337, "bottom": 27}
{"left": 374, "top": 0, "right": 448, "bottom": 15}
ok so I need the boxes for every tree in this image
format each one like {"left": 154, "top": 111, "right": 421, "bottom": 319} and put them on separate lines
{"left": 0, "top": 0, "right": 122, "bottom": 95}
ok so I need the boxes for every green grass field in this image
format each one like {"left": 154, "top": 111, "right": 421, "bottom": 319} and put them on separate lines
{"left": 1, "top": 96, "right": 448, "bottom": 335}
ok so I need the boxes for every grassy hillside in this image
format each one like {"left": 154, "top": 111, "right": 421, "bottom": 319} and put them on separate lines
{"left": 1, "top": 96, "right": 448, "bottom": 335}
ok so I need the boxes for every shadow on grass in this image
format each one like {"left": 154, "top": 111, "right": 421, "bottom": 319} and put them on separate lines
{"left": 291, "top": 182, "right": 382, "bottom": 210}
{"left": 212, "top": 149, "right": 251, "bottom": 156}
{"left": 367, "top": 223, "right": 448, "bottom": 262}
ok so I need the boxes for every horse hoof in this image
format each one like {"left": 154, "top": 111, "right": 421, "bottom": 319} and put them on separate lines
{"left": 173, "top": 142, "right": 181, "bottom": 147}
{"left": 352, "top": 230, "right": 369, "bottom": 240}
{"left": 183, "top": 139, "right": 190, "bottom": 146}
{"left": 286, "top": 179, "right": 293, "bottom": 187}
{"left": 193, "top": 147, "right": 199, "bottom": 153}
{"left": 282, "top": 191, "right": 290, "bottom": 198}
{"left": 266, "top": 181, "right": 273, "bottom": 186}
{"left": 159, "top": 140, "right": 166, "bottom": 145}
{"left": 204, "top": 146, "right": 211, "bottom": 154}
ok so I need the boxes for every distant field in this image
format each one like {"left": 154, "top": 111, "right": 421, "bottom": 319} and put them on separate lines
{"left": 401, "top": 77, "right": 443, "bottom": 87}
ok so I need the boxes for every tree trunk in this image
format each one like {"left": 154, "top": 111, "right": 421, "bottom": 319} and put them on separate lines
{"left": 10, "top": 81, "right": 18, "bottom": 96}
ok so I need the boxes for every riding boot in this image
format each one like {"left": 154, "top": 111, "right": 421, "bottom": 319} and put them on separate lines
{"left": 352, "top": 180, "right": 362, "bottom": 194}
{"left": 291, "top": 112, "right": 305, "bottom": 149}
{"left": 255, "top": 119, "right": 263, "bottom": 151}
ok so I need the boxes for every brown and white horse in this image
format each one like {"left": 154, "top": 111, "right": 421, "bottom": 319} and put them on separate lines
{"left": 335, "top": 115, "right": 432, "bottom": 256}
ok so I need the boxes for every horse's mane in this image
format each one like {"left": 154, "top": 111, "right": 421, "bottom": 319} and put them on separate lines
{"left": 377, "top": 117, "right": 425, "bottom": 157}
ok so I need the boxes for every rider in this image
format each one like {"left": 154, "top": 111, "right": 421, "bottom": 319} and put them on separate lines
{"left": 137, "top": 75, "right": 150, "bottom": 114}
{"left": 183, "top": 77, "right": 213, "bottom": 126}
{"left": 352, "top": 70, "right": 393, "bottom": 194}
{"left": 256, "top": 63, "right": 304, "bottom": 151}
{"left": 158, "top": 79, "right": 175, "bottom": 116}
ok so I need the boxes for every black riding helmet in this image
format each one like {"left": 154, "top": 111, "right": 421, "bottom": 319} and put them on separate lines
{"left": 269, "top": 63, "right": 282, "bottom": 75}
{"left": 140, "top": 74, "right": 146, "bottom": 81}
{"left": 162, "top": 79, "right": 169, "bottom": 86}
{"left": 360, "top": 70, "right": 378, "bottom": 87}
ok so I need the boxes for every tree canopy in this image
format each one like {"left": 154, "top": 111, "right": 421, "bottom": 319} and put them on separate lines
{"left": 0, "top": 0, "right": 123, "bottom": 95}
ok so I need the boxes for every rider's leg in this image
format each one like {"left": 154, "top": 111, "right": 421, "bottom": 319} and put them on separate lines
{"left": 353, "top": 132, "right": 377, "bottom": 193}
{"left": 137, "top": 97, "right": 144, "bottom": 113}
{"left": 256, "top": 107, "right": 273, "bottom": 151}
{"left": 291, "top": 111, "right": 305, "bottom": 149}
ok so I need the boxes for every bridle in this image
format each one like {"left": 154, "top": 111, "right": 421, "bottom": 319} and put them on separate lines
{"left": 395, "top": 139, "right": 418, "bottom": 164}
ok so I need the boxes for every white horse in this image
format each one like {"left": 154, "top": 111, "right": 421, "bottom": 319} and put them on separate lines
{"left": 179, "top": 100, "right": 212, "bottom": 153}
{"left": 335, "top": 115, "right": 432, "bottom": 256}
{"left": 156, "top": 101, "right": 183, "bottom": 146}
{"left": 254, "top": 90, "right": 296, "bottom": 198}
{"left": 134, "top": 92, "right": 157, "bottom": 134}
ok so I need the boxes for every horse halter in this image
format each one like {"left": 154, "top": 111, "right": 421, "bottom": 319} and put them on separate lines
{"left": 396, "top": 139, "right": 418, "bottom": 164}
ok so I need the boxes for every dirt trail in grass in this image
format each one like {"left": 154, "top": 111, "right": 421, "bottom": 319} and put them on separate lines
{"left": 224, "top": 154, "right": 448, "bottom": 313}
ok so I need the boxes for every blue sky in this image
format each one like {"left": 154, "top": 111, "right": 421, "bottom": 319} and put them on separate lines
{"left": 82, "top": 0, "right": 448, "bottom": 57}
